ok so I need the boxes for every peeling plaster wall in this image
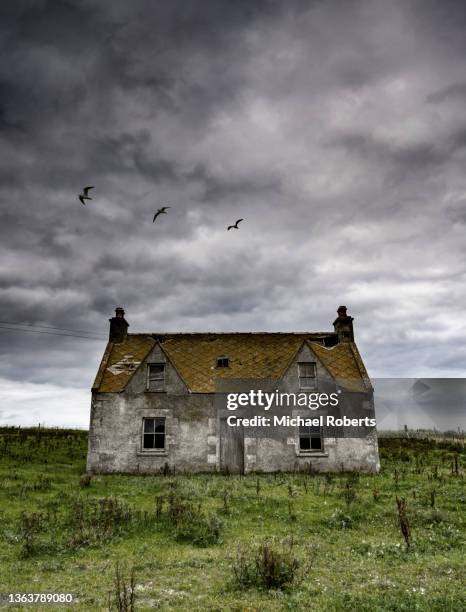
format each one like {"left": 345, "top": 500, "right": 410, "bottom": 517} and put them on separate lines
{"left": 87, "top": 392, "right": 217, "bottom": 473}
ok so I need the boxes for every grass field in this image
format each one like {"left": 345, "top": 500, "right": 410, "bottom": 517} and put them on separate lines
{"left": 0, "top": 428, "right": 464, "bottom": 611}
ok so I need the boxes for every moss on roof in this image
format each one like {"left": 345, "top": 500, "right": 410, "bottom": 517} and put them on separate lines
{"left": 311, "top": 341, "right": 370, "bottom": 393}
{"left": 94, "top": 335, "right": 155, "bottom": 393}
{"left": 93, "top": 332, "right": 371, "bottom": 394}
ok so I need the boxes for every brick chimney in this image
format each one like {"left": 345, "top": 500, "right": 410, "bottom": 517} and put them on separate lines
{"left": 109, "top": 306, "right": 129, "bottom": 343}
{"left": 333, "top": 305, "right": 354, "bottom": 342}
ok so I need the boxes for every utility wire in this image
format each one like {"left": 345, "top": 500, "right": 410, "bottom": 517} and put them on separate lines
{"left": 0, "top": 325, "right": 106, "bottom": 341}
{"left": 0, "top": 320, "right": 107, "bottom": 338}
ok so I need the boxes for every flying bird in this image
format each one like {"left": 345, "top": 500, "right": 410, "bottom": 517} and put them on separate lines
{"left": 78, "top": 186, "right": 94, "bottom": 205}
{"left": 227, "top": 218, "right": 243, "bottom": 231}
{"left": 153, "top": 206, "right": 171, "bottom": 223}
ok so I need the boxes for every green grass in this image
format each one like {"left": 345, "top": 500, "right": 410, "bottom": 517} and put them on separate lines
{"left": 0, "top": 428, "right": 465, "bottom": 611}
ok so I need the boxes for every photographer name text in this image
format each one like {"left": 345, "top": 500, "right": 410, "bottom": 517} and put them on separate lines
{"left": 226, "top": 415, "right": 376, "bottom": 427}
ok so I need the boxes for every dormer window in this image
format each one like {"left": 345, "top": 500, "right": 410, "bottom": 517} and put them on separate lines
{"left": 216, "top": 356, "right": 229, "bottom": 368}
{"left": 147, "top": 363, "right": 165, "bottom": 391}
{"left": 298, "top": 362, "right": 317, "bottom": 389}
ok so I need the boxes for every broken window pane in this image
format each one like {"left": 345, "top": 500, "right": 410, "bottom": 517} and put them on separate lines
{"left": 147, "top": 364, "right": 165, "bottom": 391}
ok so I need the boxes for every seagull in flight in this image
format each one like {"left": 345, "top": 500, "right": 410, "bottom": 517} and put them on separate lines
{"left": 153, "top": 206, "right": 171, "bottom": 223}
{"left": 227, "top": 218, "right": 243, "bottom": 231}
{"left": 78, "top": 186, "right": 94, "bottom": 205}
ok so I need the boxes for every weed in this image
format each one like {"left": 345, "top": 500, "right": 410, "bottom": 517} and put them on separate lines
{"left": 302, "top": 478, "right": 308, "bottom": 494}
{"left": 174, "top": 509, "right": 223, "bottom": 547}
{"left": 164, "top": 489, "right": 223, "bottom": 546}
{"left": 155, "top": 495, "right": 164, "bottom": 519}
{"left": 79, "top": 474, "right": 92, "bottom": 488}
{"left": 342, "top": 475, "right": 357, "bottom": 505}
{"left": 287, "top": 498, "right": 297, "bottom": 522}
{"left": 19, "top": 511, "right": 43, "bottom": 557}
{"left": 232, "top": 539, "right": 301, "bottom": 591}
{"left": 222, "top": 489, "right": 231, "bottom": 515}
{"left": 108, "top": 562, "right": 136, "bottom": 612}
{"left": 395, "top": 496, "right": 411, "bottom": 549}
{"left": 453, "top": 455, "right": 459, "bottom": 476}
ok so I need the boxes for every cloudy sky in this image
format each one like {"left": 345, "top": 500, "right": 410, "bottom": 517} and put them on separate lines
{"left": 1, "top": 0, "right": 466, "bottom": 427}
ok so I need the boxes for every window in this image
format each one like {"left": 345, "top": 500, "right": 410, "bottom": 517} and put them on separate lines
{"left": 147, "top": 364, "right": 165, "bottom": 391}
{"left": 299, "top": 425, "right": 322, "bottom": 451}
{"left": 298, "top": 362, "right": 316, "bottom": 389}
{"left": 143, "top": 417, "right": 166, "bottom": 449}
{"left": 216, "top": 356, "right": 229, "bottom": 368}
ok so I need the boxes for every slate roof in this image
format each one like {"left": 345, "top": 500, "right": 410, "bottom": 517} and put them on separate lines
{"left": 311, "top": 341, "right": 371, "bottom": 393}
{"left": 93, "top": 332, "right": 371, "bottom": 394}
{"left": 93, "top": 335, "right": 155, "bottom": 393}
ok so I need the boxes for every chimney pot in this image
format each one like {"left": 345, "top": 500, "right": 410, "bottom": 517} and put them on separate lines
{"left": 337, "top": 305, "right": 347, "bottom": 316}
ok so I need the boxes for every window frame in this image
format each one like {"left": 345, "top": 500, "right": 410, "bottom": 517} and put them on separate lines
{"left": 146, "top": 363, "right": 166, "bottom": 392}
{"left": 298, "top": 424, "right": 323, "bottom": 452}
{"left": 298, "top": 361, "right": 317, "bottom": 390}
{"left": 216, "top": 356, "right": 230, "bottom": 368}
{"left": 142, "top": 417, "right": 166, "bottom": 451}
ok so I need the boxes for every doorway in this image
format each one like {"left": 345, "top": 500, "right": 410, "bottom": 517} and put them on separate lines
{"left": 219, "top": 418, "right": 244, "bottom": 474}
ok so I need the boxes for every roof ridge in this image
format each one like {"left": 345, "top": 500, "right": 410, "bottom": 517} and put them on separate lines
{"left": 128, "top": 331, "right": 335, "bottom": 336}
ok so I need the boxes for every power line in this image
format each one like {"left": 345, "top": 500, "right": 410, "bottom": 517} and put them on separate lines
{"left": 0, "top": 320, "right": 107, "bottom": 338}
{"left": 0, "top": 325, "right": 106, "bottom": 341}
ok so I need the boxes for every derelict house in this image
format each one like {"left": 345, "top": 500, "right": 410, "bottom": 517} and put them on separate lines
{"left": 87, "top": 306, "right": 380, "bottom": 474}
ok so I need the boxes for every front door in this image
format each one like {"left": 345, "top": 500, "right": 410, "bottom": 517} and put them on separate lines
{"left": 220, "top": 418, "right": 244, "bottom": 474}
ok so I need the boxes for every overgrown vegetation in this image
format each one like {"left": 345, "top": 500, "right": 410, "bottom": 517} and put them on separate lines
{"left": 232, "top": 538, "right": 303, "bottom": 591}
{"left": 0, "top": 427, "right": 464, "bottom": 610}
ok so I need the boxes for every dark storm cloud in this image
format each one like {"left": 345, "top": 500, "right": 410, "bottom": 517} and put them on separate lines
{"left": 428, "top": 82, "right": 466, "bottom": 104}
{"left": 1, "top": 0, "right": 466, "bottom": 427}
{"left": 186, "top": 164, "right": 283, "bottom": 204}
{"left": 330, "top": 129, "right": 466, "bottom": 176}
